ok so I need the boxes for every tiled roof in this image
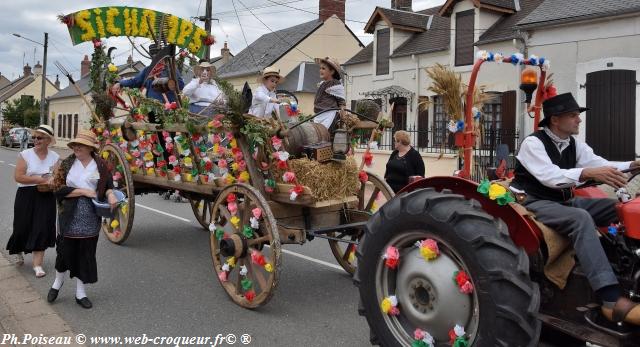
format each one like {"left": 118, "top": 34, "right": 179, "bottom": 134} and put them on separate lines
{"left": 391, "top": 7, "right": 450, "bottom": 57}
{"left": 518, "top": 0, "right": 640, "bottom": 28}
{"left": 0, "top": 76, "right": 36, "bottom": 103}
{"left": 217, "top": 20, "right": 323, "bottom": 79}
{"left": 0, "top": 75, "right": 10, "bottom": 89}
{"left": 476, "top": 0, "right": 545, "bottom": 45}
{"left": 278, "top": 62, "right": 322, "bottom": 93}
{"left": 364, "top": 7, "right": 432, "bottom": 33}
{"left": 481, "top": 0, "right": 517, "bottom": 10}
{"left": 343, "top": 43, "right": 373, "bottom": 65}
{"left": 439, "top": 0, "right": 516, "bottom": 16}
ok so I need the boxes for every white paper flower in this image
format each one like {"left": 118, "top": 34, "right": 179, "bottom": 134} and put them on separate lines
{"left": 277, "top": 151, "right": 290, "bottom": 162}
{"left": 447, "top": 119, "right": 458, "bottom": 133}
{"left": 239, "top": 265, "right": 248, "bottom": 276}
{"left": 388, "top": 295, "right": 398, "bottom": 306}
{"left": 542, "top": 59, "right": 551, "bottom": 71}
{"left": 476, "top": 50, "right": 488, "bottom": 61}
{"left": 494, "top": 52, "right": 503, "bottom": 63}
{"left": 250, "top": 217, "right": 260, "bottom": 229}
{"left": 454, "top": 324, "right": 465, "bottom": 337}
{"left": 289, "top": 191, "right": 298, "bottom": 201}
{"left": 222, "top": 263, "right": 230, "bottom": 272}
{"left": 422, "top": 332, "right": 434, "bottom": 345}
{"left": 208, "top": 223, "right": 216, "bottom": 232}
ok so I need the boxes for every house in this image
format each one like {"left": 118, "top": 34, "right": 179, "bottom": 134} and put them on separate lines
{"left": 48, "top": 55, "right": 145, "bottom": 147}
{"left": 0, "top": 63, "right": 60, "bottom": 128}
{"left": 217, "top": 0, "right": 364, "bottom": 115}
{"left": 343, "top": 0, "right": 640, "bottom": 179}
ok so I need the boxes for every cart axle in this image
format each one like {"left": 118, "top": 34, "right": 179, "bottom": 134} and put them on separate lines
{"left": 306, "top": 222, "right": 366, "bottom": 244}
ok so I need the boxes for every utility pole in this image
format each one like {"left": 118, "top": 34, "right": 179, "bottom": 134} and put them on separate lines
{"left": 40, "top": 32, "right": 48, "bottom": 125}
{"left": 203, "top": 0, "right": 213, "bottom": 61}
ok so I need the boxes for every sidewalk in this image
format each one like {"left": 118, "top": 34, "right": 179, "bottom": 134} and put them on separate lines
{"left": 0, "top": 252, "right": 84, "bottom": 346}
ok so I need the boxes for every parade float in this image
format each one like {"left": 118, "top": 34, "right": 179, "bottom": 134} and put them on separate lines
{"left": 58, "top": 6, "right": 394, "bottom": 308}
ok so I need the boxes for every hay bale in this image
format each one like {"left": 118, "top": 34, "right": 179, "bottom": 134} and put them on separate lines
{"left": 276, "top": 157, "right": 360, "bottom": 201}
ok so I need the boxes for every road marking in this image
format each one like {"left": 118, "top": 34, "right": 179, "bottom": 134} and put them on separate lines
{"left": 134, "top": 202, "right": 344, "bottom": 271}
{"left": 136, "top": 203, "right": 192, "bottom": 223}
{"left": 0, "top": 161, "right": 4, "bottom": 164}
{"left": 8, "top": 164, "right": 16, "bottom": 167}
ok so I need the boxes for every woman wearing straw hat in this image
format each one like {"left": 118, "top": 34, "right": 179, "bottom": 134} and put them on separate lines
{"left": 47, "top": 130, "right": 116, "bottom": 309}
{"left": 249, "top": 66, "right": 283, "bottom": 118}
{"left": 6, "top": 125, "right": 59, "bottom": 278}
{"left": 313, "top": 57, "right": 346, "bottom": 130}
{"left": 183, "top": 61, "right": 226, "bottom": 116}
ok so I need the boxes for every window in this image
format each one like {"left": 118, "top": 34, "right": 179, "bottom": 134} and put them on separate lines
{"left": 66, "top": 114, "right": 72, "bottom": 139}
{"left": 73, "top": 114, "right": 78, "bottom": 137}
{"left": 376, "top": 28, "right": 390, "bottom": 76}
{"left": 455, "top": 10, "right": 475, "bottom": 66}
{"left": 51, "top": 117, "right": 55, "bottom": 135}
{"left": 417, "top": 96, "right": 429, "bottom": 148}
{"left": 57, "top": 114, "right": 62, "bottom": 137}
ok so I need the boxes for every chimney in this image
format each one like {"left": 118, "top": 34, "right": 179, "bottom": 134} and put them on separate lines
{"left": 81, "top": 55, "right": 91, "bottom": 78}
{"left": 33, "top": 61, "right": 43, "bottom": 75}
{"left": 391, "top": 0, "right": 413, "bottom": 11}
{"left": 127, "top": 55, "right": 133, "bottom": 65}
{"left": 55, "top": 75, "right": 60, "bottom": 89}
{"left": 221, "top": 42, "right": 231, "bottom": 64}
{"left": 23, "top": 63, "right": 32, "bottom": 77}
{"left": 319, "top": 0, "right": 345, "bottom": 22}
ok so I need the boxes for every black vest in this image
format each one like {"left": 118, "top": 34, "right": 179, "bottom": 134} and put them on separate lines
{"left": 513, "top": 130, "right": 577, "bottom": 202}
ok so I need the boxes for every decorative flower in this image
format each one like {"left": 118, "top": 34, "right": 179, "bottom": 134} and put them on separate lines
{"left": 282, "top": 171, "right": 296, "bottom": 183}
{"left": 250, "top": 217, "right": 260, "bottom": 229}
{"left": 380, "top": 296, "right": 400, "bottom": 316}
{"left": 110, "top": 219, "right": 119, "bottom": 229}
{"left": 271, "top": 136, "right": 282, "bottom": 150}
{"left": 238, "top": 171, "right": 250, "bottom": 183}
{"left": 476, "top": 50, "right": 489, "bottom": 61}
{"left": 239, "top": 266, "right": 249, "bottom": 277}
{"left": 456, "top": 120, "right": 465, "bottom": 132}
{"left": 488, "top": 183, "right": 507, "bottom": 200}
{"left": 183, "top": 157, "right": 193, "bottom": 168}
{"left": 447, "top": 119, "right": 458, "bottom": 133}
{"left": 227, "top": 202, "right": 238, "bottom": 215}
{"left": 417, "top": 239, "right": 439, "bottom": 261}
{"left": 275, "top": 151, "right": 290, "bottom": 162}
{"left": 494, "top": 52, "right": 503, "bottom": 63}
{"left": 108, "top": 63, "right": 118, "bottom": 73}
{"left": 277, "top": 160, "right": 288, "bottom": 170}
{"left": 218, "top": 271, "right": 228, "bottom": 282}
{"left": 264, "top": 263, "right": 273, "bottom": 272}
{"left": 264, "top": 179, "right": 276, "bottom": 193}
{"left": 251, "top": 250, "right": 266, "bottom": 266}
{"left": 413, "top": 329, "right": 435, "bottom": 347}
{"left": 448, "top": 325, "right": 468, "bottom": 347}
{"left": 477, "top": 179, "right": 490, "bottom": 195}
{"left": 226, "top": 256, "right": 236, "bottom": 268}
{"left": 528, "top": 54, "right": 539, "bottom": 66}
{"left": 244, "top": 290, "right": 255, "bottom": 302}
{"left": 608, "top": 224, "right": 618, "bottom": 236}
{"left": 383, "top": 246, "right": 400, "bottom": 269}
{"left": 226, "top": 193, "right": 237, "bottom": 203}
{"left": 510, "top": 53, "right": 524, "bottom": 66}
{"left": 242, "top": 225, "right": 254, "bottom": 238}
{"left": 289, "top": 185, "right": 304, "bottom": 201}
{"left": 453, "top": 271, "right": 474, "bottom": 294}
{"left": 358, "top": 170, "right": 369, "bottom": 183}
{"left": 230, "top": 215, "right": 240, "bottom": 229}
{"left": 363, "top": 152, "right": 373, "bottom": 167}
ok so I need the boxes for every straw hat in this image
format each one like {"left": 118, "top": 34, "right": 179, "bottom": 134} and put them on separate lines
{"left": 198, "top": 61, "right": 214, "bottom": 69}
{"left": 315, "top": 57, "right": 342, "bottom": 80}
{"left": 258, "top": 66, "right": 284, "bottom": 83}
{"left": 33, "top": 124, "right": 55, "bottom": 145}
{"left": 67, "top": 129, "right": 99, "bottom": 151}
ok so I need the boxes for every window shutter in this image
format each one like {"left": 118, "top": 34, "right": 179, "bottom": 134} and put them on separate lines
{"left": 376, "top": 29, "right": 390, "bottom": 76}
{"left": 455, "top": 10, "right": 475, "bottom": 66}
{"left": 73, "top": 114, "right": 79, "bottom": 137}
{"left": 57, "top": 115, "right": 62, "bottom": 137}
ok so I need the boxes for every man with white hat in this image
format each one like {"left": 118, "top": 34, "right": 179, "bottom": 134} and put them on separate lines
{"left": 249, "top": 66, "right": 283, "bottom": 118}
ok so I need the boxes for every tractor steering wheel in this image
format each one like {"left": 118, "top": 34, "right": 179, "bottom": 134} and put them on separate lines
{"left": 577, "top": 167, "right": 640, "bottom": 191}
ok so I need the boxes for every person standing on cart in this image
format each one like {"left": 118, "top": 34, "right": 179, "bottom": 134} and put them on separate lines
{"left": 183, "top": 61, "right": 226, "bottom": 117}
{"left": 313, "top": 57, "right": 346, "bottom": 132}
{"left": 511, "top": 92, "right": 640, "bottom": 326}
{"left": 248, "top": 67, "right": 282, "bottom": 118}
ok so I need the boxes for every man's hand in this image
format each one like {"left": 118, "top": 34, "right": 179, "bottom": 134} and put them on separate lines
{"left": 630, "top": 160, "right": 640, "bottom": 172}
{"left": 581, "top": 166, "right": 628, "bottom": 189}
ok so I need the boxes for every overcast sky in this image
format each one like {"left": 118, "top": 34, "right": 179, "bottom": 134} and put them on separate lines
{"left": 0, "top": 0, "right": 444, "bottom": 88}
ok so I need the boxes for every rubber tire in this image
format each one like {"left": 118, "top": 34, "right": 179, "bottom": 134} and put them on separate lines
{"left": 354, "top": 188, "right": 541, "bottom": 346}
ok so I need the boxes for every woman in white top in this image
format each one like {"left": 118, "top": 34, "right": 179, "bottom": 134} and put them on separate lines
{"left": 48, "top": 130, "right": 117, "bottom": 309}
{"left": 248, "top": 66, "right": 282, "bottom": 118}
{"left": 6, "top": 125, "right": 59, "bottom": 278}
{"left": 182, "top": 61, "right": 226, "bottom": 117}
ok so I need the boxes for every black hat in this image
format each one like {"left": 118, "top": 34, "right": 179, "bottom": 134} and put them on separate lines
{"left": 539, "top": 92, "right": 589, "bottom": 127}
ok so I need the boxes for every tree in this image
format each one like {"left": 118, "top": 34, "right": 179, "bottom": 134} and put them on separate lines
{"left": 1, "top": 96, "right": 41, "bottom": 128}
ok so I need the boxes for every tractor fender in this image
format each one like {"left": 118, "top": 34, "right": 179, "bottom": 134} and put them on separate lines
{"left": 400, "top": 176, "right": 542, "bottom": 254}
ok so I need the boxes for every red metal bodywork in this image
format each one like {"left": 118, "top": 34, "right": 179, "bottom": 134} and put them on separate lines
{"left": 400, "top": 176, "right": 543, "bottom": 254}
{"left": 619, "top": 199, "right": 640, "bottom": 239}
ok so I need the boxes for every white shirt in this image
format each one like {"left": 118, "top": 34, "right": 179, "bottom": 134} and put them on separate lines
{"left": 66, "top": 158, "right": 99, "bottom": 191}
{"left": 249, "top": 85, "right": 279, "bottom": 118}
{"left": 17, "top": 148, "right": 60, "bottom": 187}
{"left": 183, "top": 79, "right": 225, "bottom": 106}
{"left": 516, "top": 129, "right": 632, "bottom": 189}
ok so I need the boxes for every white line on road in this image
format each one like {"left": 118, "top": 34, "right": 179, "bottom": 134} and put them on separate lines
{"left": 0, "top": 161, "right": 4, "bottom": 163}
{"left": 136, "top": 203, "right": 192, "bottom": 223}
{"left": 8, "top": 164, "right": 15, "bottom": 167}
{"left": 135, "top": 202, "right": 343, "bottom": 271}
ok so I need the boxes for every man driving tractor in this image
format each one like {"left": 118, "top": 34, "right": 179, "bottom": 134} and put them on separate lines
{"left": 512, "top": 92, "right": 640, "bottom": 326}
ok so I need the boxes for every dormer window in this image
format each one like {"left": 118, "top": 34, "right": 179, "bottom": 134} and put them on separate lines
{"left": 455, "top": 10, "right": 474, "bottom": 66}
{"left": 376, "top": 28, "right": 390, "bottom": 75}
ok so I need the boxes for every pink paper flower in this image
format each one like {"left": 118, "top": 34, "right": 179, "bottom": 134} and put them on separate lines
{"left": 252, "top": 208, "right": 262, "bottom": 219}
{"left": 282, "top": 171, "right": 296, "bottom": 183}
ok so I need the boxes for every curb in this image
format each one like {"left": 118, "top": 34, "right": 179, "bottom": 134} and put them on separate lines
{"left": 0, "top": 252, "right": 85, "bottom": 346}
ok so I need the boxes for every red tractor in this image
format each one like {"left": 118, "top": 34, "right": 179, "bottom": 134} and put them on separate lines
{"left": 355, "top": 53, "right": 640, "bottom": 346}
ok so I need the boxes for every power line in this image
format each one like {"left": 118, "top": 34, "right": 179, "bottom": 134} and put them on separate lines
{"left": 231, "top": 0, "right": 261, "bottom": 73}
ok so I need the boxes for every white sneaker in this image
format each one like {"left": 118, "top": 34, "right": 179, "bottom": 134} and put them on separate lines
{"left": 33, "top": 266, "right": 46, "bottom": 278}
{"left": 13, "top": 253, "right": 24, "bottom": 266}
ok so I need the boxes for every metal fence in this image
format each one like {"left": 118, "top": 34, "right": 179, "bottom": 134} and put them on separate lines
{"left": 353, "top": 125, "right": 521, "bottom": 182}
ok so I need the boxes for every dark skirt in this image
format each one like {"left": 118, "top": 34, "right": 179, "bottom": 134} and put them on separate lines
{"left": 55, "top": 235, "right": 99, "bottom": 284}
{"left": 6, "top": 186, "right": 56, "bottom": 254}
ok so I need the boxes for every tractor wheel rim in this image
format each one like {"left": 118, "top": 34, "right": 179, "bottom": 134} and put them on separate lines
{"left": 376, "top": 231, "right": 480, "bottom": 344}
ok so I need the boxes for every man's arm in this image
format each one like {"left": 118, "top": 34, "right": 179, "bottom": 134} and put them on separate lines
{"left": 516, "top": 136, "right": 585, "bottom": 188}
{"left": 576, "top": 141, "right": 633, "bottom": 188}
{"left": 119, "top": 67, "right": 147, "bottom": 89}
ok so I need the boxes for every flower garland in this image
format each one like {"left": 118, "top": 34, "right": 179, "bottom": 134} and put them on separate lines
{"left": 477, "top": 179, "right": 515, "bottom": 206}
{"left": 106, "top": 7, "right": 122, "bottom": 36}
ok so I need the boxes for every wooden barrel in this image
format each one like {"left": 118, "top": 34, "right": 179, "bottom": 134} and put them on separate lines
{"left": 285, "top": 123, "right": 330, "bottom": 157}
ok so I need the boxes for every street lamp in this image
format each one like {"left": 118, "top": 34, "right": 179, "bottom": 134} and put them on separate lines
{"left": 12, "top": 32, "right": 48, "bottom": 125}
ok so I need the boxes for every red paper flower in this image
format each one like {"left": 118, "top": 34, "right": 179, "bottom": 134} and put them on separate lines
{"left": 173, "top": 166, "right": 181, "bottom": 174}
{"left": 226, "top": 193, "right": 237, "bottom": 203}
{"left": 383, "top": 246, "right": 400, "bottom": 269}
{"left": 92, "top": 39, "right": 101, "bottom": 48}
{"left": 251, "top": 250, "right": 266, "bottom": 266}
{"left": 156, "top": 160, "right": 167, "bottom": 168}
{"left": 455, "top": 271, "right": 470, "bottom": 287}
{"left": 150, "top": 134, "right": 158, "bottom": 143}
{"left": 277, "top": 160, "right": 288, "bottom": 170}
{"left": 449, "top": 329, "right": 457, "bottom": 344}
{"left": 204, "top": 35, "right": 215, "bottom": 46}
{"left": 358, "top": 170, "right": 369, "bottom": 183}
{"left": 134, "top": 113, "right": 145, "bottom": 121}
{"left": 204, "top": 161, "right": 213, "bottom": 171}
{"left": 364, "top": 152, "right": 373, "bottom": 167}
{"left": 245, "top": 290, "right": 255, "bottom": 302}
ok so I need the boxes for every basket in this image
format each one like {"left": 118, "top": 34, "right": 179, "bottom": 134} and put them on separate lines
{"left": 92, "top": 190, "right": 126, "bottom": 218}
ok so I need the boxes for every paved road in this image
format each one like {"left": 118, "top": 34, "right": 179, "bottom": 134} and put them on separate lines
{"left": 0, "top": 146, "right": 582, "bottom": 347}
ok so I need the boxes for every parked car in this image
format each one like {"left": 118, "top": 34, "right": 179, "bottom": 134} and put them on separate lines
{"left": 3, "top": 128, "right": 33, "bottom": 148}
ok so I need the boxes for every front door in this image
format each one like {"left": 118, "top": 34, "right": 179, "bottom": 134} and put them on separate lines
{"left": 586, "top": 70, "right": 636, "bottom": 161}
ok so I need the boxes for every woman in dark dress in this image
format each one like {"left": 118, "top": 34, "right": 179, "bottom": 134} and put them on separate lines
{"left": 384, "top": 130, "right": 425, "bottom": 193}
{"left": 47, "top": 130, "right": 116, "bottom": 309}
{"left": 7, "top": 125, "right": 59, "bottom": 277}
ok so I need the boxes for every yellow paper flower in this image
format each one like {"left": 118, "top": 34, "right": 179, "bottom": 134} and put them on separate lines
{"left": 264, "top": 263, "right": 273, "bottom": 272}
{"left": 143, "top": 152, "right": 153, "bottom": 161}
{"left": 230, "top": 215, "right": 240, "bottom": 229}
{"left": 231, "top": 162, "right": 240, "bottom": 172}
{"left": 101, "top": 151, "right": 109, "bottom": 159}
{"left": 225, "top": 175, "right": 236, "bottom": 185}
{"left": 380, "top": 298, "right": 392, "bottom": 314}
{"left": 139, "top": 10, "right": 156, "bottom": 38}
{"left": 230, "top": 138, "right": 238, "bottom": 148}
{"left": 213, "top": 143, "right": 219, "bottom": 153}
{"left": 108, "top": 63, "right": 117, "bottom": 73}
{"left": 106, "top": 7, "right": 122, "bottom": 35}
{"left": 110, "top": 219, "right": 119, "bottom": 229}
{"left": 420, "top": 247, "right": 438, "bottom": 261}
{"left": 125, "top": 153, "right": 132, "bottom": 161}
{"left": 166, "top": 15, "right": 180, "bottom": 43}
{"left": 75, "top": 10, "right": 96, "bottom": 41}
{"left": 488, "top": 183, "right": 507, "bottom": 200}
{"left": 185, "top": 173, "right": 193, "bottom": 182}
{"left": 137, "top": 130, "right": 145, "bottom": 137}
{"left": 184, "top": 157, "right": 193, "bottom": 167}
{"left": 146, "top": 168, "right": 155, "bottom": 176}
{"left": 176, "top": 20, "right": 194, "bottom": 46}
{"left": 120, "top": 203, "right": 128, "bottom": 215}
{"left": 227, "top": 256, "right": 236, "bottom": 268}
{"left": 239, "top": 171, "right": 250, "bottom": 182}
{"left": 348, "top": 251, "right": 356, "bottom": 263}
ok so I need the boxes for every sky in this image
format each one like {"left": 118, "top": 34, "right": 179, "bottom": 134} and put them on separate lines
{"left": 0, "top": 0, "right": 445, "bottom": 89}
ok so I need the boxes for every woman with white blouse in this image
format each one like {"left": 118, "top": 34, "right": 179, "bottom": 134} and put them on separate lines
{"left": 182, "top": 61, "right": 226, "bottom": 116}
{"left": 248, "top": 67, "right": 282, "bottom": 118}
{"left": 48, "top": 130, "right": 116, "bottom": 309}
{"left": 6, "top": 125, "right": 59, "bottom": 277}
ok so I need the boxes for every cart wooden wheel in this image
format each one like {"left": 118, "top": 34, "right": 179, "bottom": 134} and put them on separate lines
{"left": 100, "top": 143, "right": 135, "bottom": 244}
{"left": 189, "top": 198, "right": 215, "bottom": 230}
{"left": 328, "top": 171, "right": 394, "bottom": 275}
{"left": 209, "top": 183, "right": 281, "bottom": 308}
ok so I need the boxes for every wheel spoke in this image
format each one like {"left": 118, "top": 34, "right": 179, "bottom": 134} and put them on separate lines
{"left": 246, "top": 260, "right": 266, "bottom": 293}
{"left": 342, "top": 243, "right": 354, "bottom": 261}
{"left": 248, "top": 235, "right": 270, "bottom": 247}
{"left": 365, "top": 187, "right": 381, "bottom": 212}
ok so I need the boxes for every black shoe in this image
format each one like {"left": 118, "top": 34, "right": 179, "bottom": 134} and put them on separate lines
{"left": 75, "top": 297, "right": 92, "bottom": 309}
{"left": 47, "top": 288, "right": 59, "bottom": 303}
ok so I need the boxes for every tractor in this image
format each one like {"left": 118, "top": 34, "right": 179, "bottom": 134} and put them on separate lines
{"left": 354, "top": 52, "right": 640, "bottom": 346}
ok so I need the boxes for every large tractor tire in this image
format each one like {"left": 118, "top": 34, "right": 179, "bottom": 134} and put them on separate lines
{"left": 355, "top": 188, "right": 541, "bottom": 346}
